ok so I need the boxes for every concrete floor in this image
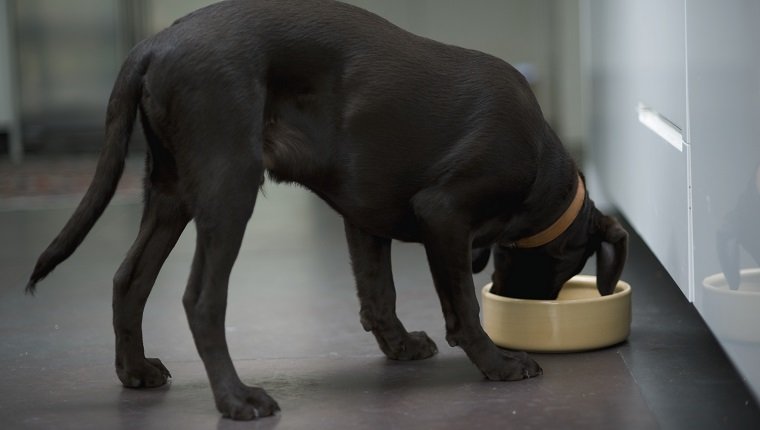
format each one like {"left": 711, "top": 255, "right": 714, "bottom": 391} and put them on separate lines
{"left": 1, "top": 181, "right": 759, "bottom": 429}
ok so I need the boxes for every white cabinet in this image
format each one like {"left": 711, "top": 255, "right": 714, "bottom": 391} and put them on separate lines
{"left": 687, "top": 0, "right": 760, "bottom": 401}
{"left": 588, "top": 0, "right": 760, "bottom": 402}
{"left": 588, "top": 0, "right": 691, "bottom": 298}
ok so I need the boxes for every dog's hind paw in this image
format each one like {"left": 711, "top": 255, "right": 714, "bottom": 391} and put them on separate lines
{"left": 217, "top": 385, "right": 280, "bottom": 421}
{"left": 117, "top": 357, "right": 172, "bottom": 388}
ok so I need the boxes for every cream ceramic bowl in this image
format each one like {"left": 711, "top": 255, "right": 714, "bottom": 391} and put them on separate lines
{"left": 482, "top": 275, "right": 632, "bottom": 353}
{"left": 702, "top": 268, "right": 760, "bottom": 343}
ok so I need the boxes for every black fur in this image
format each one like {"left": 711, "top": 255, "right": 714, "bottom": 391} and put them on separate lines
{"left": 27, "top": 0, "right": 627, "bottom": 420}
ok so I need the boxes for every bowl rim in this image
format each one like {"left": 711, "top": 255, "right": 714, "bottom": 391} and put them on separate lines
{"left": 481, "top": 275, "right": 631, "bottom": 306}
{"left": 702, "top": 268, "right": 760, "bottom": 297}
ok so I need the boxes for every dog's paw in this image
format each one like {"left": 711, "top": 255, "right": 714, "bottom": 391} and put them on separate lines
{"left": 480, "top": 350, "right": 543, "bottom": 381}
{"left": 217, "top": 385, "right": 280, "bottom": 421}
{"left": 382, "top": 331, "right": 438, "bottom": 361}
{"left": 117, "top": 357, "right": 172, "bottom": 388}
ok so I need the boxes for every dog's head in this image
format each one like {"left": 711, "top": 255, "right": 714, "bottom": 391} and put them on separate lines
{"left": 472, "top": 194, "right": 628, "bottom": 300}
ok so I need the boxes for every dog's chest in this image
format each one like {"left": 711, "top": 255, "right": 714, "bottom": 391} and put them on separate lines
{"left": 262, "top": 113, "right": 339, "bottom": 190}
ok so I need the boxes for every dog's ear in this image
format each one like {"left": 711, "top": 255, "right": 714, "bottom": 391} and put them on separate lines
{"left": 595, "top": 212, "right": 628, "bottom": 296}
{"left": 472, "top": 246, "right": 491, "bottom": 273}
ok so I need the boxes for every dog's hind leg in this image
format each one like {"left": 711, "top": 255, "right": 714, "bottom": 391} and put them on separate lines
{"left": 181, "top": 152, "right": 278, "bottom": 420}
{"left": 344, "top": 221, "right": 438, "bottom": 360}
{"left": 113, "top": 186, "right": 190, "bottom": 388}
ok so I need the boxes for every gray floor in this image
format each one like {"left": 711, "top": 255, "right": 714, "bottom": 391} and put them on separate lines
{"left": 1, "top": 182, "right": 759, "bottom": 429}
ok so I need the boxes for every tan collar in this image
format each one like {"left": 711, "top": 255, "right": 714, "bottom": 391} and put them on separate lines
{"left": 511, "top": 175, "right": 586, "bottom": 249}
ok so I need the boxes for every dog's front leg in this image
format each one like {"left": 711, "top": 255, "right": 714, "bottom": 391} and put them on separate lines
{"left": 414, "top": 198, "right": 542, "bottom": 380}
{"left": 344, "top": 220, "right": 438, "bottom": 360}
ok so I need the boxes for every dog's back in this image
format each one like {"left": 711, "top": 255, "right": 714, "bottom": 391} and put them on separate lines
{"left": 147, "top": 0, "right": 549, "bottom": 239}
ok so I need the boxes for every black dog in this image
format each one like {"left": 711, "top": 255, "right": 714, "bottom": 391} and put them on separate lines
{"left": 27, "top": 0, "right": 627, "bottom": 420}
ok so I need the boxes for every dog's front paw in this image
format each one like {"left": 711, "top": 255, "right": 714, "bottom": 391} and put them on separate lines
{"left": 380, "top": 331, "right": 438, "bottom": 361}
{"left": 117, "top": 357, "right": 172, "bottom": 388}
{"left": 480, "top": 350, "right": 543, "bottom": 381}
{"left": 217, "top": 385, "right": 280, "bottom": 421}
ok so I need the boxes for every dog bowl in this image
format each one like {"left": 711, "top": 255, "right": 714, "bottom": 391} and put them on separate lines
{"left": 481, "top": 275, "right": 632, "bottom": 352}
{"left": 702, "top": 268, "right": 760, "bottom": 343}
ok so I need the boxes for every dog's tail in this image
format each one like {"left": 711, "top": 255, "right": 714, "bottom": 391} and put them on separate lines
{"left": 26, "top": 48, "right": 151, "bottom": 295}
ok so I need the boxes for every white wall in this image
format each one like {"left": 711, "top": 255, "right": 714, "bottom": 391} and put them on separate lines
{"left": 6, "top": 1, "right": 582, "bottom": 156}
{"left": 553, "top": 0, "right": 583, "bottom": 148}
{"left": 145, "top": 0, "right": 216, "bottom": 32}
{"left": 345, "top": 0, "right": 558, "bottom": 131}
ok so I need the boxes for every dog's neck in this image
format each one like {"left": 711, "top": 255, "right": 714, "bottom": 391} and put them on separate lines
{"left": 499, "top": 127, "right": 581, "bottom": 247}
{"left": 508, "top": 174, "right": 585, "bottom": 248}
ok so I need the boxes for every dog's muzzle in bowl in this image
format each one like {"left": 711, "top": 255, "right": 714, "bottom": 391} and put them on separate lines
{"left": 482, "top": 275, "right": 632, "bottom": 353}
